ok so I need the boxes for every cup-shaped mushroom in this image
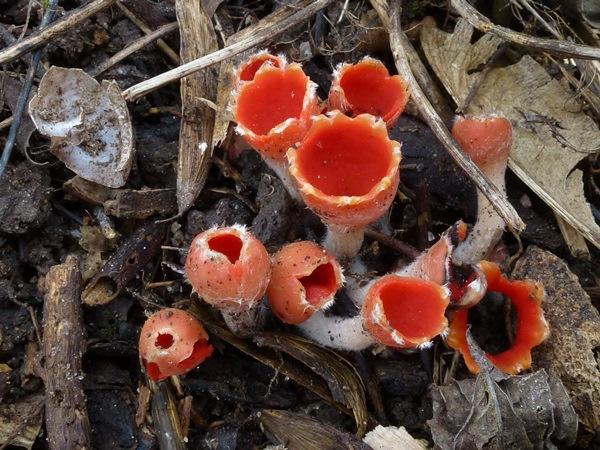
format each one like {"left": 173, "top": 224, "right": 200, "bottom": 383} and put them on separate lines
{"left": 451, "top": 116, "right": 514, "bottom": 265}
{"left": 185, "top": 225, "right": 271, "bottom": 311}
{"left": 288, "top": 112, "right": 401, "bottom": 258}
{"left": 139, "top": 308, "right": 213, "bottom": 381}
{"left": 234, "top": 62, "right": 318, "bottom": 161}
{"left": 362, "top": 275, "right": 450, "bottom": 349}
{"left": 446, "top": 260, "right": 549, "bottom": 375}
{"left": 267, "top": 241, "right": 344, "bottom": 324}
{"left": 328, "top": 57, "right": 409, "bottom": 128}
{"left": 235, "top": 51, "right": 285, "bottom": 84}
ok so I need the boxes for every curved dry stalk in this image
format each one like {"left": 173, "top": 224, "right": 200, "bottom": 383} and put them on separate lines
{"left": 451, "top": 0, "right": 600, "bottom": 60}
{"left": 371, "top": 0, "right": 525, "bottom": 233}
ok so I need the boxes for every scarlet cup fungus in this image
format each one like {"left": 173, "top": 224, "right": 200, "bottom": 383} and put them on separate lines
{"left": 235, "top": 50, "right": 284, "bottom": 83}
{"left": 234, "top": 57, "right": 318, "bottom": 197}
{"left": 267, "top": 241, "right": 343, "bottom": 324}
{"left": 362, "top": 275, "right": 450, "bottom": 349}
{"left": 447, "top": 260, "right": 549, "bottom": 374}
{"left": 451, "top": 116, "right": 513, "bottom": 266}
{"left": 288, "top": 112, "right": 401, "bottom": 259}
{"left": 139, "top": 308, "right": 213, "bottom": 381}
{"left": 185, "top": 225, "right": 271, "bottom": 337}
{"left": 328, "top": 57, "right": 410, "bottom": 128}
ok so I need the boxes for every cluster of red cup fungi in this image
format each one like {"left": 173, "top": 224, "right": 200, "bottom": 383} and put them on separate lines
{"left": 138, "top": 52, "right": 549, "bottom": 382}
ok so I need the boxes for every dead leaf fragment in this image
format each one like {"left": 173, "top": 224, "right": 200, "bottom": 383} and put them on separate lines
{"left": 363, "top": 425, "right": 426, "bottom": 450}
{"left": 512, "top": 245, "right": 600, "bottom": 432}
{"left": 428, "top": 369, "right": 577, "bottom": 450}
{"left": 29, "top": 67, "right": 134, "bottom": 188}
{"left": 420, "top": 19, "right": 600, "bottom": 249}
{"left": 0, "top": 393, "right": 44, "bottom": 449}
{"left": 260, "top": 409, "right": 371, "bottom": 450}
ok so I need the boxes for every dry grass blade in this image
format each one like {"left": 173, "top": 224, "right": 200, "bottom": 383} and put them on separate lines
{"left": 122, "top": 0, "right": 334, "bottom": 101}
{"left": 371, "top": 0, "right": 524, "bottom": 234}
{"left": 0, "top": 0, "right": 117, "bottom": 65}
{"left": 260, "top": 409, "right": 371, "bottom": 450}
{"left": 451, "top": 0, "right": 600, "bottom": 60}
{"left": 88, "top": 22, "right": 179, "bottom": 77}
{"left": 255, "top": 332, "right": 369, "bottom": 437}
{"left": 175, "top": 0, "right": 218, "bottom": 216}
{"left": 189, "top": 301, "right": 351, "bottom": 416}
{"left": 148, "top": 379, "right": 186, "bottom": 450}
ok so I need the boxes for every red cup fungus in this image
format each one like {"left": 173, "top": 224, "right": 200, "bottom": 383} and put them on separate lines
{"left": 185, "top": 225, "right": 271, "bottom": 336}
{"left": 267, "top": 241, "right": 343, "bottom": 324}
{"left": 235, "top": 50, "right": 285, "bottom": 84}
{"left": 139, "top": 308, "right": 213, "bottom": 381}
{"left": 446, "top": 260, "right": 549, "bottom": 374}
{"left": 362, "top": 275, "right": 450, "bottom": 349}
{"left": 288, "top": 112, "right": 401, "bottom": 259}
{"left": 451, "top": 115, "right": 513, "bottom": 266}
{"left": 328, "top": 57, "right": 409, "bottom": 128}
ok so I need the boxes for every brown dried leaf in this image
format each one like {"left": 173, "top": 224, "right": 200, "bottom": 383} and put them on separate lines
{"left": 0, "top": 393, "right": 44, "bottom": 449}
{"left": 260, "top": 409, "right": 371, "bottom": 450}
{"left": 428, "top": 369, "right": 577, "bottom": 449}
{"left": 420, "top": 19, "right": 600, "bottom": 249}
{"left": 512, "top": 245, "right": 600, "bottom": 432}
{"left": 1, "top": 76, "right": 37, "bottom": 151}
{"left": 255, "top": 332, "right": 369, "bottom": 437}
{"left": 82, "top": 221, "right": 167, "bottom": 305}
{"left": 29, "top": 67, "right": 134, "bottom": 188}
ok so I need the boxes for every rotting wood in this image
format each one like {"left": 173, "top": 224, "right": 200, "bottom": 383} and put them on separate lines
{"left": 175, "top": 0, "right": 218, "bottom": 216}
{"left": 372, "top": 0, "right": 525, "bottom": 234}
{"left": 116, "top": 0, "right": 180, "bottom": 65}
{"left": 122, "top": 0, "right": 335, "bottom": 101}
{"left": 43, "top": 255, "right": 91, "bottom": 450}
{"left": 451, "top": 0, "right": 600, "bottom": 60}
{"left": 88, "top": 22, "right": 179, "bottom": 77}
{"left": 0, "top": 0, "right": 117, "bottom": 65}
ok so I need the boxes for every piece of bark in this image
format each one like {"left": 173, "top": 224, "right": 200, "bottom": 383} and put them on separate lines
{"left": 175, "top": 0, "right": 219, "bottom": 215}
{"left": 512, "top": 246, "right": 600, "bottom": 432}
{"left": 43, "top": 255, "right": 91, "bottom": 450}
{"left": 64, "top": 176, "right": 176, "bottom": 219}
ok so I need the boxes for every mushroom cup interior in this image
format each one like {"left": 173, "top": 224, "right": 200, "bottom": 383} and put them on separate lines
{"left": 208, "top": 233, "right": 243, "bottom": 264}
{"left": 297, "top": 118, "right": 393, "bottom": 197}
{"left": 339, "top": 63, "right": 406, "bottom": 120}
{"left": 236, "top": 68, "right": 308, "bottom": 136}
{"left": 378, "top": 279, "right": 447, "bottom": 342}
{"left": 298, "top": 262, "right": 338, "bottom": 306}
{"left": 239, "top": 55, "right": 281, "bottom": 82}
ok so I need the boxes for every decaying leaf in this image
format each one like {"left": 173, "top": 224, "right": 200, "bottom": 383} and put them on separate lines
{"left": 29, "top": 67, "right": 134, "bottom": 188}
{"left": 255, "top": 332, "right": 368, "bottom": 437}
{"left": 0, "top": 393, "right": 44, "bottom": 449}
{"left": 428, "top": 368, "right": 577, "bottom": 449}
{"left": 1, "top": 76, "right": 37, "bottom": 152}
{"left": 82, "top": 221, "right": 167, "bottom": 306}
{"left": 512, "top": 246, "right": 600, "bottom": 432}
{"left": 260, "top": 409, "right": 371, "bottom": 450}
{"left": 362, "top": 425, "right": 426, "bottom": 450}
{"left": 420, "top": 18, "right": 600, "bottom": 249}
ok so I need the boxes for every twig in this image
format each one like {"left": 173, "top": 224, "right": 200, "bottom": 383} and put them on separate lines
{"left": 88, "top": 22, "right": 178, "bottom": 77}
{"left": 0, "top": 0, "right": 58, "bottom": 180}
{"left": 116, "top": 0, "right": 180, "bottom": 65}
{"left": 43, "top": 255, "right": 91, "bottom": 450}
{"left": 451, "top": 0, "right": 600, "bottom": 60}
{"left": 122, "top": 0, "right": 335, "bottom": 101}
{"left": 0, "top": 117, "right": 14, "bottom": 131}
{"left": 0, "top": 0, "right": 117, "bottom": 65}
{"left": 374, "top": 0, "right": 525, "bottom": 234}
{"left": 364, "top": 228, "right": 420, "bottom": 259}
{"left": 368, "top": 0, "right": 454, "bottom": 123}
